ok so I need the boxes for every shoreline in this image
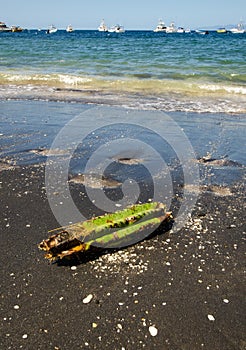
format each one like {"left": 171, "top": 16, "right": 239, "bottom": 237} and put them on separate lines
{"left": 0, "top": 100, "right": 245, "bottom": 349}
{"left": 0, "top": 82, "right": 245, "bottom": 114}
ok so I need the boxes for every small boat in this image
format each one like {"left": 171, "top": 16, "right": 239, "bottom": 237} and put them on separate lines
{"left": 98, "top": 19, "right": 108, "bottom": 32}
{"left": 46, "top": 25, "right": 58, "bottom": 34}
{"left": 0, "top": 21, "right": 12, "bottom": 32}
{"left": 195, "top": 29, "right": 209, "bottom": 35}
{"left": 11, "top": 26, "right": 23, "bottom": 32}
{"left": 166, "top": 22, "right": 177, "bottom": 33}
{"left": 66, "top": 24, "right": 73, "bottom": 32}
{"left": 217, "top": 28, "right": 227, "bottom": 33}
{"left": 177, "top": 27, "right": 185, "bottom": 33}
{"left": 108, "top": 24, "right": 125, "bottom": 33}
{"left": 185, "top": 28, "right": 191, "bottom": 33}
{"left": 153, "top": 19, "right": 167, "bottom": 32}
{"left": 230, "top": 21, "right": 245, "bottom": 34}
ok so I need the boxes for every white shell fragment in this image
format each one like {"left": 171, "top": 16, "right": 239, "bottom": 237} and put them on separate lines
{"left": 207, "top": 314, "right": 215, "bottom": 321}
{"left": 149, "top": 325, "right": 158, "bottom": 336}
{"left": 83, "top": 294, "right": 93, "bottom": 304}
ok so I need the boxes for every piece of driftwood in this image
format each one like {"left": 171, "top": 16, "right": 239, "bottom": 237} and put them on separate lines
{"left": 38, "top": 202, "right": 172, "bottom": 261}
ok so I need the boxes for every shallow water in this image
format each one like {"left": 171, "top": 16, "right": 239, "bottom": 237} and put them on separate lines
{"left": 0, "top": 101, "right": 245, "bottom": 189}
{"left": 0, "top": 30, "right": 245, "bottom": 113}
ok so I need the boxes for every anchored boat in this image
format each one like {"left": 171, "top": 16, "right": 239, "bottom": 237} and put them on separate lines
{"left": 46, "top": 25, "right": 58, "bottom": 34}
{"left": 153, "top": 19, "right": 167, "bottom": 32}
{"left": 166, "top": 22, "right": 177, "bottom": 33}
{"left": 0, "top": 21, "right": 11, "bottom": 32}
{"left": 217, "top": 28, "right": 227, "bottom": 33}
{"left": 230, "top": 21, "right": 245, "bottom": 34}
{"left": 66, "top": 24, "right": 73, "bottom": 32}
{"left": 11, "top": 26, "right": 23, "bottom": 32}
{"left": 108, "top": 24, "right": 125, "bottom": 33}
{"left": 98, "top": 19, "right": 108, "bottom": 32}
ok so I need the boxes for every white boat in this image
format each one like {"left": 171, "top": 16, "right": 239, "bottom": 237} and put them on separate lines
{"left": 66, "top": 25, "right": 73, "bottom": 32}
{"left": 195, "top": 29, "right": 209, "bottom": 35}
{"left": 230, "top": 21, "right": 245, "bottom": 34}
{"left": 46, "top": 25, "right": 57, "bottom": 34}
{"left": 153, "top": 19, "right": 167, "bottom": 32}
{"left": 185, "top": 28, "right": 191, "bottom": 33}
{"left": 98, "top": 19, "right": 108, "bottom": 32}
{"left": 166, "top": 22, "right": 177, "bottom": 33}
{"left": 0, "top": 21, "right": 12, "bottom": 32}
{"left": 108, "top": 24, "right": 125, "bottom": 33}
{"left": 177, "top": 27, "right": 185, "bottom": 33}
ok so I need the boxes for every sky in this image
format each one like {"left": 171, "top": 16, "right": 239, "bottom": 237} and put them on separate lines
{"left": 1, "top": 0, "right": 245, "bottom": 30}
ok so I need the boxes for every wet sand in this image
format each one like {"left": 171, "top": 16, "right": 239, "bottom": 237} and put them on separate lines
{"left": 0, "top": 101, "right": 245, "bottom": 349}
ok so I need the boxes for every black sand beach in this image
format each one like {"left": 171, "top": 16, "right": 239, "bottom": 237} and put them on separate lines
{"left": 0, "top": 101, "right": 245, "bottom": 350}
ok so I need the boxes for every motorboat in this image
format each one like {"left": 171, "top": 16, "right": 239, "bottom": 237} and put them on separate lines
{"left": 11, "top": 26, "right": 23, "bottom": 32}
{"left": 177, "top": 27, "right": 185, "bottom": 33}
{"left": 98, "top": 19, "right": 108, "bottom": 32}
{"left": 66, "top": 25, "right": 73, "bottom": 32}
{"left": 166, "top": 22, "right": 177, "bottom": 33}
{"left": 230, "top": 21, "right": 245, "bottom": 34}
{"left": 185, "top": 28, "right": 191, "bottom": 33}
{"left": 0, "top": 21, "right": 12, "bottom": 32}
{"left": 153, "top": 19, "right": 167, "bottom": 32}
{"left": 195, "top": 29, "right": 209, "bottom": 35}
{"left": 217, "top": 28, "right": 227, "bottom": 33}
{"left": 108, "top": 24, "right": 125, "bottom": 33}
{"left": 46, "top": 25, "right": 58, "bottom": 34}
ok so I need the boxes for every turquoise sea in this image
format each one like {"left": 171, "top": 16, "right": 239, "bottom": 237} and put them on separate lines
{"left": 0, "top": 30, "right": 245, "bottom": 113}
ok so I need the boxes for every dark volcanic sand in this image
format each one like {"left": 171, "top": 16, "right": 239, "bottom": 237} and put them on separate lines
{"left": 0, "top": 101, "right": 245, "bottom": 349}
{"left": 0, "top": 164, "right": 245, "bottom": 350}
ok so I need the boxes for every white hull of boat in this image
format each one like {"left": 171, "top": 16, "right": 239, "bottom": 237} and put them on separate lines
{"left": 47, "top": 26, "right": 57, "bottom": 34}
{"left": 98, "top": 20, "right": 108, "bottom": 32}
{"left": 108, "top": 25, "right": 125, "bottom": 33}
{"left": 230, "top": 22, "right": 245, "bottom": 34}
{"left": 66, "top": 25, "right": 73, "bottom": 32}
{"left": 153, "top": 19, "right": 166, "bottom": 32}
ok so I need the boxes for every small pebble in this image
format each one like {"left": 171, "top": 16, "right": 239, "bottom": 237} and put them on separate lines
{"left": 223, "top": 299, "right": 229, "bottom": 304}
{"left": 207, "top": 314, "right": 215, "bottom": 321}
{"left": 149, "top": 325, "right": 158, "bottom": 336}
{"left": 14, "top": 305, "right": 20, "bottom": 310}
{"left": 71, "top": 266, "right": 77, "bottom": 271}
{"left": 22, "top": 334, "right": 28, "bottom": 339}
{"left": 83, "top": 294, "right": 93, "bottom": 304}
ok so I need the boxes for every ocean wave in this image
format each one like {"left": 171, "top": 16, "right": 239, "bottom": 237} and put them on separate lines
{"left": 0, "top": 72, "right": 245, "bottom": 95}
{"left": 0, "top": 72, "right": 245, "bottom": 114}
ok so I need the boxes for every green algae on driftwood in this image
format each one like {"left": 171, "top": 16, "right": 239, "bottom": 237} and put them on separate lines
{"left": 38, "top": 202, "right": 172, "bottom": 261}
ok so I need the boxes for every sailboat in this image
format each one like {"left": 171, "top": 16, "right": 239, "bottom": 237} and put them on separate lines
{"left": 230, "top": 21, "right": 245, "bottom": 34}
{"left": 98, "top": 19, "right": 108, "bottom": 32}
